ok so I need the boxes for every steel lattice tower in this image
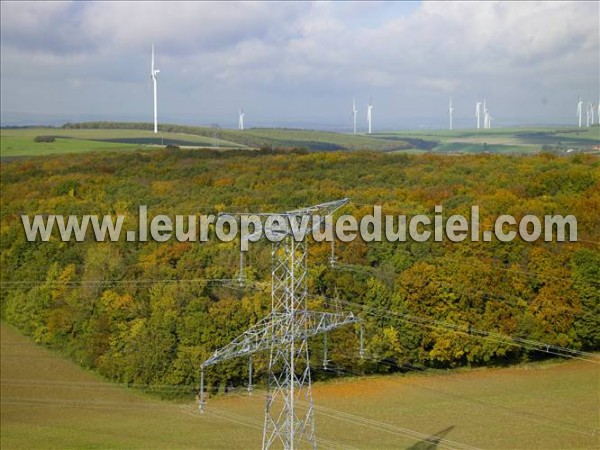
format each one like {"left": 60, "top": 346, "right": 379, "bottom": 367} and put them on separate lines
{"left": 263, "top": 235, "right": 314, "bottom": 449}
{"left": 200, "top": 199, "right": 358, "bottom": 449}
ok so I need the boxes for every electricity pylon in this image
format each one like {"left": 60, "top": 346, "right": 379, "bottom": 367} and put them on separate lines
{"left": 200, "top": 199, "right": 359, "bottom": 449}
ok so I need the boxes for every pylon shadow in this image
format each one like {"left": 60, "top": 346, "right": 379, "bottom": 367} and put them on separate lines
{"left": 405, "top": 426, "right": 455, "bottom": 450}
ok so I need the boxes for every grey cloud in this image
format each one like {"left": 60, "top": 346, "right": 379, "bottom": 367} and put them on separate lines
{"left": 79, "top": 1, "right": 308, "bottom": 54}
{"left": 0, "top": 1, "right": 96, "bottom": 54}
{"left": 1, "top": 1, "right": 598, "bottom": 127}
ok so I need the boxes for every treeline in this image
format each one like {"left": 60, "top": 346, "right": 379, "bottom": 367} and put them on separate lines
{"left": 1, "top": 149, "right": 599, "bottom": 396}
{"left": 64, "top": 121, "right": 185, "bottom": 132}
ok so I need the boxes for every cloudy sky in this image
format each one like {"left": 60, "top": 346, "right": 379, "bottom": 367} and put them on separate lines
{"left": 1, "top": 1, "right": 598, "bottom": 130}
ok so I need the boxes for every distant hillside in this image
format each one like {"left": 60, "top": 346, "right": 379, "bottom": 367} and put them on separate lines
{"left": 62, "top": 121, "right": 412, "bottom": 151}
{"left": 5, "top": 122, "right": 595, "bottom": 156}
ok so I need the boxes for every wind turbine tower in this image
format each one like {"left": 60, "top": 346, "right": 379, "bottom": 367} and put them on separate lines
{"left": 367, "top": 99, "right": 373, "bottom": 134}
{"left": 483, "top": 98, "right": 489, "bottom": 129}
{"left": 586, "top": 103, "right": 591, "bottom": 127}
{"left": 475, "top": 101, "right": 482, "bottom": 129}
{"left": 352, "top": 99, "right": 358, "bottom": 134}
{"left": 239, "top": 108, "right": 245, "bottom": 131}
{"left": 577, "top": 96, "right": 583, "bottom": 128}
{"left": 150, "top": 45, "right": 160, "bottom": 134}
{"left": 448, "top": 97, "right": 454, "bottom": 130}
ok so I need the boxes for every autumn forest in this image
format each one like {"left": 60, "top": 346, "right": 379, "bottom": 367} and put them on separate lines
{"left": 1, "top": 148, "right": 599, "bottom": 395}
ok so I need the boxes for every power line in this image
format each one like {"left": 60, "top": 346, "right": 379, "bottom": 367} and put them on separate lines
{"left": 449, "top": 258, "right": 600, "bottom": 287}
{"left": 199, "top": 405, "right": 346, "bottom": 450}
{"left": 216, "top": 387, "right": 481, "bottom": 450}
{"left": 316, "top": 350, "right": 599, "bottom": 438}
{"left": 331, "top": 244, "right": 600, "bottom": 287}
{"left": 6, "top": 366, "right": 596, "bottom": 438}
{"left": 4, "top": 340, "right": 596, "bottom": 446}
{"left": 0, "top": 277, "right": 235, "bottom": 288}
{"left": 0, "top": 378, "right": 196, "bottom": 392}
{"left": 333, "top": 296, "right": 600, "bottom": 364}
{"left": 199, "top": 199, "right": 358, "bottom": 449}
{"left": 199, "top": 278, "right": 599, "bottom": 365}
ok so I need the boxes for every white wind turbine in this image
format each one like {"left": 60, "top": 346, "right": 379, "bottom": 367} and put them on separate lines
{"left": 483, "top": 98, "right": 490, "bottom": 129}
{"left": 352, "top": 99, "right": 358, "bottom": 134}
{"left": 576, "top": 96, "right": 583, "bottom": 128}
{"left": 448, "top": 97, "right": 454, "bottom": 131}
{"left": 151, "top": 44, "right": 160, "bottom": 134}
{"left": 475, "top": 101, "right": 482, "bottom": 129}
{"left": 586, "top": 102, "right": 591, "bottom": 127}
{"left": 238, "top": 108, "right": 245, "bottom": 130}
{"left": 367, "top": 99, "right": 373, "bottom": 134}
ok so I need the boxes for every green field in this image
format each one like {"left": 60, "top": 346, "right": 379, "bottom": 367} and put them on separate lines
{"left": 219, "top": 127, "right": 407, "bottom": 151}
{"left": 2, "top": 123, "right": 599, "bottom": 157}
{"left": 2, "top": 322, "right": 598, "bottom": 449}
{"left": 0, "top": 125, "right": 407, "bottom": 156}
{"left": 0, "top": 127, "right": 245, "bottom": 157}
{"left": 0, "top": 135, "right": 140, "bottom": 157}
{"left": 375, "top": 125, "right": 600, "bottom": 154}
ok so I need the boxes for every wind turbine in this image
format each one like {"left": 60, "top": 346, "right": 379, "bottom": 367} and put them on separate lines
{"left": 352, "top": 99, "right": 358, "bottom": 134}
{"left": 448, "top": 97, "right": 454, "bottom": 130}
{"left": 367, "top": 99, "right": 373, "bottom": 134}
{"left": 586, "top": 102, "right": 591, "bottom": 127}
{"left": 576, "top": 96, "right": 583, "bottom": 128}
{"left": 483, "top": 98, "right": 489, "bottom": 129}
{"left": 150, "top": 44, "right": 160, "bottom": 134}
{"left": 588, "top": 102, "right": 595, "bottom": 126}
{"left": 238, "top": 108, "right": 245, "bottom": 130}
{"left": 475, "top": 101, "right": 482, "bottom": 129}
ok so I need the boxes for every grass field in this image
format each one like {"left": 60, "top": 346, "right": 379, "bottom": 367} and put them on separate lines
{"left": 219, "top": 128, "right": 407, "bottom": 151}
{"left": 0, "top": 128, "right": 245, "bottom": 157}
{"left": 1, "top": 124, "right": 599, "bottom": 157}
{"left": 2, "top": 322, "right": 598, "bottom": 449}
{"left": 375, "top": 125, "right": 600, "bottom": 154}
{"left": 0, "top": 126, "right": 407, "bottom": 155}
{"left": 0, "top": 135, "right": 139, "bottom": 157}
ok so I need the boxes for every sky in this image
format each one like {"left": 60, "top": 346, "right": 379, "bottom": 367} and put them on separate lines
{"left": 1, "top": 1, "right": 599, "bottom": 130}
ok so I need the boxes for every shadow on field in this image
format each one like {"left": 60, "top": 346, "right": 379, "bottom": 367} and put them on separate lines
{"left": 405, "top": 426, "right": 455, "bottom": 450}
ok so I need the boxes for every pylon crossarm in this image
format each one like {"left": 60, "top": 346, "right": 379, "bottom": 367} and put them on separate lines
{"left": 202, "top": 313, "right": 280, "bottom": 368}
{"left": 200, "top": 198, "right": 356, "bottom": 449}
{"left": 219, "top": 198, "right": 350, "bottom": 241}
{"left": 301, "top": 310, "right": 359, "bottom": 336}
{"left": 202, "top": 310, "right": 358, "bottom": 368}
{"left": 221, "top": 198, "right": 349, "bottom": 219}
{"left": 284, "top": 198, "right": 349, "bottom": 217}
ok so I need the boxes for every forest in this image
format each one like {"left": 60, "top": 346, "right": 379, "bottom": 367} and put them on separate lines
{"left": 1, "top": 148, "right": 599, "bottom": 396}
